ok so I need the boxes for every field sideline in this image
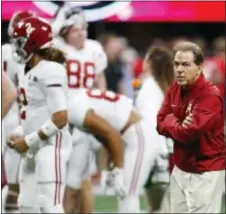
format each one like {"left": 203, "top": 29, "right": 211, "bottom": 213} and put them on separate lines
{"left": 1, "top": 187, "right": 225, "bottom": 213}
{"left": 94, "top": 195, "right": 226, "bottom": 213}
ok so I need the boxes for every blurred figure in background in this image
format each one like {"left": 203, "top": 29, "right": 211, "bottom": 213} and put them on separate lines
{"left": 2, "top": 10, "right": 36, "bottom": 214}
{"left": 99, "top": 33, "right": 125, "bottom": 94}
{"left": 211, "top": 36, "right": 225, "bottom": 97}
{"left": 134, "top": 45, "right": 174, "bottom": 213}
{"left": 193, "top": 36, "right": 225, "bottom": 98}
{"left": 169, "top": 36, "right": 189, "bottom": 50}
{"left": 120, "top": 46, "right": 140, "bottom": 98}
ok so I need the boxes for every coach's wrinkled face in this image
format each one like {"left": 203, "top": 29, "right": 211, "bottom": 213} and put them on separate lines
{"left": 174, "top": 51, "right": 202, "bottom": 86}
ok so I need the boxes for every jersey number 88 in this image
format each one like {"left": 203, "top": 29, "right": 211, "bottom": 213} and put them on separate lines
{"left": 66, "top": 59, "right": 95, "bottom": 89}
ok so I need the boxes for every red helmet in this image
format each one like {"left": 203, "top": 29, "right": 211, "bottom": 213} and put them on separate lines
{"left": 8, "top": 10, "right": 37, "bottom": 37}
{"left": 12, "top": 17, "right": 53, "bottom": 63}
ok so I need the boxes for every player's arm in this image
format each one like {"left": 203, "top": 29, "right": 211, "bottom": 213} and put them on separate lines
{"left": 83, "top": 110, "right": 123, "bottom": 168}
{"left": 24, "top": 65, "right": 68, "bottom": 146}
{"left": 36, "top": 86, "right": 68, "bottom": 140}
{"left": 2, "top": 71, "right": 17, "bottom": 119}
{"left": 160, "top": 94, "right": 223, "bottom": 143}
{"left": 8, "top": 84, "right": 68, "bottom": 152}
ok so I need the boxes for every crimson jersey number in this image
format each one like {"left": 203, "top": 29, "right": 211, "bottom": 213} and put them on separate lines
{"left": 86, "top": 89, "right": 120, "bottom": 102}
{"left": 66, "top": 60, "right": 95, "bottom": 88}
{"left": 18, "top": 88, "right": 28, "bottom": 119}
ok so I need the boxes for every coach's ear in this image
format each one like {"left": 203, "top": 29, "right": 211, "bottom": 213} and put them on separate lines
{"left": 83, "top": 109, "right": 123, "bottom": 168}
{"left": 197, "top": 63, "right": 203, "bottom": 75}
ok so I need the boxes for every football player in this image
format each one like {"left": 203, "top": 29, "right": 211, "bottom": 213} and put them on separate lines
{"left": 2, "top": 10, "right": 36, "bottom": 213}
{"left": 64, "top": 88, "right": 161, "bottom": 213}
{"left": 53, "top": 5, "right": 108, "bottom": 212}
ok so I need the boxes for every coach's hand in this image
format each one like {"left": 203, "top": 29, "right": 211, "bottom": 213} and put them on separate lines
{"left": 182, "top": 113, "right": 193, "bottom": 128}
{"left": 7, "top": 137, "right": 29, "bottom": 153}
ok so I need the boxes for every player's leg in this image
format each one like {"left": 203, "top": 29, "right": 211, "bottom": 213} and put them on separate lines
{"left": 144, "top": 176, "right": 169, "bottom": 213}
{"left": 64, "top": 132, "right": 92, "bottom": 213}
{"left": 78, "top": 135, "right": 102, "bottom": 213}
{"left": 79, "top": 135, "right": 102, "bottom": 214}
{"left": 4, "top": 147, "right": 21, "bottom": 213}
{"left": 64, "top": 179, "right": 93, "bottom": 213}
{"left": 36, "top": 144, "right": 66, "bottom": 213}
{"left": 119, "top": 121, "right": 157, "bottom": 213}
{"left": 17, "top": 157, "right": 41, "bottom": 213}
{"left": 159, "top": 185, "right": 170, "bottom": 213}
{"left": 144, "top": 154, "right": 170, "bottom": 213}
{"left": 2, "top": 113, "right": 21, "bottom": 213}
{"left": 35, "top": 131, "right": 71, "bottom": 213}
{"left": 2, "top": 157, "right": 8, "bottom": 214}
{"left": 79, "top": 179, "right": 94, "bottom": 213}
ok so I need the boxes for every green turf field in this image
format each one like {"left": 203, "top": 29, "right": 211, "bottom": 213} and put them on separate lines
{"left": 94, "top": 195, "right": 226, "bottom": 213}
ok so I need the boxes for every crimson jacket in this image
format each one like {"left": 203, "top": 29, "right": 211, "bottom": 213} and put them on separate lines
{"left": 157, "top": 75, "right": 225, "bottom": 173}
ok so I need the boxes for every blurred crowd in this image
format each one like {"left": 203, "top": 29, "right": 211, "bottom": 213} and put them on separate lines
{"left": 97, "top": 33, "right": 225, "bottom": 99}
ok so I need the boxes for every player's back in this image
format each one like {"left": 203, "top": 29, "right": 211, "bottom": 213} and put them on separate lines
{"left": 68, "top": 89, "right": 133, "bottom": 132}
{"left": 19, "top": 60, "right": 68, "bottom": 134}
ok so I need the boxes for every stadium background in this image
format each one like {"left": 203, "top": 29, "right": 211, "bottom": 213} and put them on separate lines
{"left": 1, "top": 1, "right": 225, "bottom": 213}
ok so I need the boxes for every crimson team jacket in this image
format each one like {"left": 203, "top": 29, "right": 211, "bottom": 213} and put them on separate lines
{"left": 157, "top": 75, "right": 225, "bottom": 173}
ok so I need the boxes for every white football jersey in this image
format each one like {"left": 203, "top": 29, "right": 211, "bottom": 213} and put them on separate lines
{"left": 135, "top": 76, "right": 173, "bottom": 154}
{"left": 135, "top": 76, "right": 164, "bottom": 127}
{"left": 53, "top": 37, "right": 107, "bottom": 94}
{"left": 68, "top": 89, "right": 133, "bottom": 132}
{"left": 18, "top": 60, "right": 68, "bottom": 135}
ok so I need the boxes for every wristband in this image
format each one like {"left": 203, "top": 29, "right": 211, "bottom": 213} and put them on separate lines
{"left": 12, "top": 125, "right": 24, "bottom": 137}
{"left": 41, "top": 119, "right": 59, "bottom": 137}
{"left": 24, "top": 132, "right": 41, "bottom": 147}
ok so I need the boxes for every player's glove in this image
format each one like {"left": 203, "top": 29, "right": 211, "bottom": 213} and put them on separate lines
{"left": 108, "top": 167, "right": 127, "bottom": 199}
{"left": 100, "top": 170, "right": 114, "bottom": 195}
{"left": 7, "top": 125, "right": 24, "bottom": 149}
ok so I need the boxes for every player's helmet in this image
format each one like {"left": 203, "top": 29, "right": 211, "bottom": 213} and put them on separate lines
{"left": 8, "top": 10, "right": 37, "bottom": 37}
{"left": 11, "top": 17, "right": 53, "bottom": 63}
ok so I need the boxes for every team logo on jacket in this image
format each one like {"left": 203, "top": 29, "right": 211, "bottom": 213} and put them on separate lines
{"left": 33, "top": 1, "right": 131, "bottom": 22}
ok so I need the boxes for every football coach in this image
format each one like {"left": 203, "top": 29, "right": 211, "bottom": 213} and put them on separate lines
{"left": 157, "top": 41, "right": 225, "bottom": 213}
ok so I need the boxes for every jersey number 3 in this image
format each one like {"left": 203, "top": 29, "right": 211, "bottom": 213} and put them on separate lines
{"left": 66, "top": 60, "right": 95, "bottom": 89}
{"left": 18, "top": 88, "right": 28, "bottom": 119}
